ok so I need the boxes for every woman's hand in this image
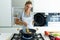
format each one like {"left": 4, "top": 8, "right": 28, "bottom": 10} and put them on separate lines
{"left": 15, "top": 17, "right": 23, "bottom": 25}
{"left": 23, "top": 21, "right": 27, "bottom": 27}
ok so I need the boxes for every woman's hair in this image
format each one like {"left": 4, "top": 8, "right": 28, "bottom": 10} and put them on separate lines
{"left": 25, "top": 1, "right": 32, "bottom": 5}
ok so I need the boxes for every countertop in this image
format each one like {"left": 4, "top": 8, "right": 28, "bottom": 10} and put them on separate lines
{"left": 0, "top": 33, "right": 13, "bottom": 40}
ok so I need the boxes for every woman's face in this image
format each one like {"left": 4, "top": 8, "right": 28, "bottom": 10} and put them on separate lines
{"left": 25, "top": 4, "right": 32, "bottom": 11}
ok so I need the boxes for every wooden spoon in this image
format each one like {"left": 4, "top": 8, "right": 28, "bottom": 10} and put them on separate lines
{"left": 26, "top": 27, "right": 32, "bottom": 34}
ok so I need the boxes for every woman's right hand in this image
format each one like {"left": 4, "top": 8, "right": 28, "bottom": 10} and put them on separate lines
{"left": 23, "top": 21, "right": 27, "bottom": 27}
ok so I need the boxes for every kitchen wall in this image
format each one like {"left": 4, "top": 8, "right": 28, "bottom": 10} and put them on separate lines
{"left": 0, "top": 0, "right": 60, "bottom": 33}
{"left": 33, "top": 0, "right": 60, "bottom": 12}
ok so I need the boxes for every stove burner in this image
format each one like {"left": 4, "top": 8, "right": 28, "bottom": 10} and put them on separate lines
{"left": 11, "top": 33, "right": 44, "bottom": 40}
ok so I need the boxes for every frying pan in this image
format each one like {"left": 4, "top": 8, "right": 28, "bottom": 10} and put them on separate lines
{"left": 20, "top": 29, "right": 36, "bottom": 38}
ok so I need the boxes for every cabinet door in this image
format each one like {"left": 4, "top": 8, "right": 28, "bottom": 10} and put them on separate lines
{"left": 0, "top": 0, "right": 11, "bottom": 27}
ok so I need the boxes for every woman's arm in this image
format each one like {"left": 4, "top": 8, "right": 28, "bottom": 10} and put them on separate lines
{"left": 15, "top": 17, "right": 27, "bottom": 26}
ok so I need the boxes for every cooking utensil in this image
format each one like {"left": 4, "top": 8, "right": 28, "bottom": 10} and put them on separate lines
{"left": 26, "top": 27, "right": 32, "bottom": 34}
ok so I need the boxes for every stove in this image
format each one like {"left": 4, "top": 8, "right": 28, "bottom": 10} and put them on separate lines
{"left": 11, "top": 33, "right": 44, "bottom": 40}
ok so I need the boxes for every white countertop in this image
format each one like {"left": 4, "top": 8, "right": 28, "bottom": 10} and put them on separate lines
{"left": 0, "top": 33, "right": 13, "bottom": 40}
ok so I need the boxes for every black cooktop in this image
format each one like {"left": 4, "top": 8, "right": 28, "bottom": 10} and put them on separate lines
{"left": 11, "top": 33, "right": 44, "bottom": 40}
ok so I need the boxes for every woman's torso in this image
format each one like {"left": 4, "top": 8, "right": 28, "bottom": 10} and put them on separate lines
{"left": 22, "top": 10, "right": 34, "bottom": 29}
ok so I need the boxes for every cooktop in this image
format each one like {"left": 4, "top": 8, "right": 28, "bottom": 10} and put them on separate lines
{"left": 11, "top": 33, "right": 44, "bottom": 40}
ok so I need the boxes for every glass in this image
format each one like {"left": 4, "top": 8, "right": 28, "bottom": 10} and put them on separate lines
{"left": 48, "top": 13, "right": 60, "bottom": 22}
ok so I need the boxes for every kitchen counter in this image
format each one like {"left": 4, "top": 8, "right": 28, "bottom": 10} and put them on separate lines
{"left": 0, "top": 33, "right": 13, "bottom": 40}
{"left": 0, "top": 33, "right": 50, "bottom": 40}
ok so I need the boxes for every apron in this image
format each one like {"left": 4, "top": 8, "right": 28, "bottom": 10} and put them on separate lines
{"left": 22, "top": 11, "right": 33, "bottom": 33}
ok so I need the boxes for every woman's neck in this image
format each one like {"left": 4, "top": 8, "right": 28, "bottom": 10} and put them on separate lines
{"left": 25, "top": 10, "right": 30, "bottom": 16}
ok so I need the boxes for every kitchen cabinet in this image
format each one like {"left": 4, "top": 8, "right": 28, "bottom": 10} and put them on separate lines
{"left": 0, "top": 0, "right": 11, "bottom": 27}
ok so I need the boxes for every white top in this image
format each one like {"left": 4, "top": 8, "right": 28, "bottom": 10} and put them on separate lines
{"left": 17, "top": 10, "right": 34, "bottom": 29}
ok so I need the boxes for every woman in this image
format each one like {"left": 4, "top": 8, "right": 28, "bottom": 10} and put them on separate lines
{"left": 15, "top": 1, "right": 35, "bottom": 33}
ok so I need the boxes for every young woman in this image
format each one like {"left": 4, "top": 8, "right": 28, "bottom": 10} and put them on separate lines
{"left": 15, "top": 1, "right": 35, "bottom": 33}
